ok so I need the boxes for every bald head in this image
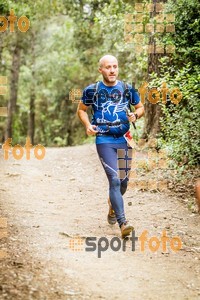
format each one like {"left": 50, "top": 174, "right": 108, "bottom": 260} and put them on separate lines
{"left": 99, "top": 55, "right": 118, "bottom": 68}
{"left": 98, "top": 55, "right": 119, "bottom": 86}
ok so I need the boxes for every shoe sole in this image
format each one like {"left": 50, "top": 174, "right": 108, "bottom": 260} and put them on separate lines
{"left": 121, "top": 225, "right": 134, "bottom": 239}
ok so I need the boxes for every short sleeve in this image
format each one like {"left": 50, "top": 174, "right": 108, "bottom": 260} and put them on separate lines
{"left": 81, "top": 85, "right": 96, "bottom": 106}
{"left": 129, "top": 86, "right": 140, "bottom": 105}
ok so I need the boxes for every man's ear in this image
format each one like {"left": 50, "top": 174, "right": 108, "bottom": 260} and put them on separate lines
{"left": 98, "top": 67, "right": 102, "bottom": 74}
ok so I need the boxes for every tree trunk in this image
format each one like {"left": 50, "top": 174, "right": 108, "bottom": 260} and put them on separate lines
{"left": 142, "top": 0, "right": 167, "bottom": 140}
{"left": 5, "top": 45, "right": 21, "bottom": 140}
{"left": 28, "top": 32, "right": 36, "bottom": 144}
{"left": 0, "top": 36, "right": 4, "bottom": 69}
{"left": 28, "top": 87, "right": 36, "bottom": 144}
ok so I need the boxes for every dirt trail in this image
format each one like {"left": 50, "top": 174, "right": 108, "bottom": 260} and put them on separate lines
{"left": 0, "top": 144, "right": 200, "bottom": 299}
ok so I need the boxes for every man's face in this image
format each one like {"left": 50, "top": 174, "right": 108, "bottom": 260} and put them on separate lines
{"left": 99, "top": 58, "right": 119, "bottom": 85}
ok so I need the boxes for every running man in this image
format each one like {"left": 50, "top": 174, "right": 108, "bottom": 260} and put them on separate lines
{"left": 77, "top": 55, "right": 144, "bottom": 238}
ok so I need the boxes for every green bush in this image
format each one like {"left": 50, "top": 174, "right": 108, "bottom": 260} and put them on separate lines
{"left": 149, "top": 61, "right": 200, "bottom": 167}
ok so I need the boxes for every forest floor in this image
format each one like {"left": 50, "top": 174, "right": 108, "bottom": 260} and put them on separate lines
{"left": 0, "top": 144, "right": 200, "bottom": 300}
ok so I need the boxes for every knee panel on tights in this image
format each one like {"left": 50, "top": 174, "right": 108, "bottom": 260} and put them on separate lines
{"left": 110, "top": 176, "right": 121, "bottom": 189}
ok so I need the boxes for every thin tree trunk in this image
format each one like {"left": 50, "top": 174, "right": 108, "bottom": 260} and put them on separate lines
{"left": 28, "top": 87, "right": 35, "bottom": 144}
{"left": 0, "top": 36, "right": 4, "bottom": 68}
{"left": 5, "top": 45, "right": 21, "bottom": 140}
{"left": 142, "top": 0, "right": 167, "bottom": 140}
{"left": 28, "top": 32, "right": 36, "bottom": 144}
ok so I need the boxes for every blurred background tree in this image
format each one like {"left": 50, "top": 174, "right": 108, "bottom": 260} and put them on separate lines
{"left": 0, "top": 0, "right": 199, "bottom": 168}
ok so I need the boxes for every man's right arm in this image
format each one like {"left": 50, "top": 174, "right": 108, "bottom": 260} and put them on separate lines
{"left": 77, "top": 102, "right": 98, "bottom": 136}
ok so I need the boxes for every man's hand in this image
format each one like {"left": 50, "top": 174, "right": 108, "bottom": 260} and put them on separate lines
{"left": 77, "top": 103, "right": 98, "bottom": 136}
{"left": 86, "top": 124, "right": 98, "bottom": 136}
{"left": 127, "top": 113, "right": 137, "bottom": 123}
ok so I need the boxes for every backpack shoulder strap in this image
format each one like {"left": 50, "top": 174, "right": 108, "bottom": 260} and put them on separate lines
{"left": 90, "top": 81, "right": 100, "bottom": 117}
{"left": 94, "top": 81, "right": 100, "bottom": 97}
{"left": 122, "top": 80, "right": 131, "bottom": 95}
{"left": 122, "top": 80, "right": 131, "bottom": 109}
{"left": 122, "top": 81, "right": 137, "bottom": 130}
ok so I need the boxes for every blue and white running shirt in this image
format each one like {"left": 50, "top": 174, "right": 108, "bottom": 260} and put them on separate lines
{"left": 81, "top": 80, "right": 140, "bottom": 144}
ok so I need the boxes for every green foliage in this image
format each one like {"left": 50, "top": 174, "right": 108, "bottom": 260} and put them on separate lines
{"left": 149, "top": 61, "right": 200, "bottom": 167}
{"left": 168, "top": 0, "right": 200, "bottom": 66}
{"left": 0, "top": 0, "right": 199, "bottom": 164}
